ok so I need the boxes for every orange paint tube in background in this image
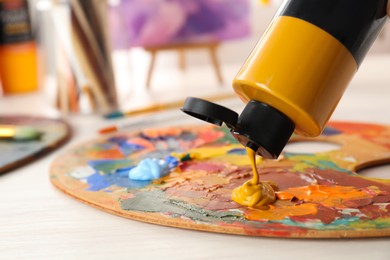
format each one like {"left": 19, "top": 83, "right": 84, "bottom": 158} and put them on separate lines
{"left": 0, "top": 0, "right": 38, "bottom": 94}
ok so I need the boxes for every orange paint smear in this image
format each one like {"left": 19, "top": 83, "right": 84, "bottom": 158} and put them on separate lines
{"left": 127, "top": 137, "right": 154, "bottom": 150}
{"left": 142, "top": 128, "right": 182, "bottom": 139}
{"left": 276, "top": 185, "right": 374, "bottom": 208}
{"left": 328, "top": 122, "right": 385, "bottom": 136}
{"left": 246, "top": 203, "right": 318, "bottom": 221}
{"left": 87, "top": 148, "right": 124, "bottom": 159}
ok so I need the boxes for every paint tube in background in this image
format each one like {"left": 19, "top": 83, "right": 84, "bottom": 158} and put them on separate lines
{"left": 0, "top": 0, "right": 38, "bottom": 94}
{"left": 182, "top": 0, "right": 388, "bottom": 159}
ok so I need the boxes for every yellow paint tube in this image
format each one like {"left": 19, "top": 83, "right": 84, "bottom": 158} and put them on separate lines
{"left": 182, "top": 0, "right": 388, "bottom": 159}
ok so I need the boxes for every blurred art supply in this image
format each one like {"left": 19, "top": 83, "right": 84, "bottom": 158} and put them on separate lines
{"left": 51, "top": 121, "right": 390, "bottom": 238}
{"left": 0, "top": 125, "right": 42, "bottom": 141}
{"left": 48, "top": 0, "right": 117, "bottom": 114}
{"left": 69, "top": 0, "right": 117, "bottom": 112}
{"left": 99, "top": 110, "right": 181, "bottom": 134}
{"left": 0, "top": 115, "right": 70, "bottom": 174}
{"left": 182, "top": 0, "right": 389, "bottom": 159}
{"left": 34, "top": 0, "right": 60, "bottom": 99}
{"left": 99, "top": 118, "right": 156, "bottom": 134}
{"left": 0, "top": 0, "right": 38, "bottom": 94}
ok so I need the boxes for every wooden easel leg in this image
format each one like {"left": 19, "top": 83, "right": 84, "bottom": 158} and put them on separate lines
{"left": 81, "top": 84, "right": 97, "bottom": 112}
{"left": 208, "top": 44, "right": 224, "bottom": 86}
{"left": 146, "top": 50, "right": 157, "bottom": 89}
{"left": 178, "top": 49, "right": 186, "bottom": 71}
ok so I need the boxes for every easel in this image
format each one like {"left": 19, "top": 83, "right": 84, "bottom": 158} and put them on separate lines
{"left": 144, "top": 42, "right": 224, "bottom": 89}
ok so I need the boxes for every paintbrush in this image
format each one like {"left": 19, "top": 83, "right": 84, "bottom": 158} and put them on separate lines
{"left": 104, "top": 102, "right": 184, "bottom": 119}
{"left": 99, "top": 119, "right": 155, "bottom": 134}
{"left": 0, "top": 125, "right": 42, "bottom": 141}
{"left": 104, "top": 92, "right": 236, "bottom": 119}
{"left": 99, "top": 111, "right": 186, "bottom": 134}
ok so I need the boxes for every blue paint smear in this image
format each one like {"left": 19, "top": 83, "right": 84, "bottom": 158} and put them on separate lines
{"left": 284, "top": 152, "right": 312, "bottom": 157}
{"left": 86, "top": 167, "right": 150, "bottom": 191}
{"left": 165, "top": 138, "right": 184, "bottom": 153}
{"left": 129, "top": 158, "right": 170, "bottom": 180}
{"left": 139, "top": 150, "right": 174, "bottom": 161}
{"left": 129, "top": 156, "right": 179, "bottom": 181}
{"left": 283, "top": 153, "right": 350, "bottom": 173}
{"left": 140, "top": 132, "right": 174, "bottom": 141}
{"left": 107, "top": 136, "right": 128, "bottom": 144}
{"left": 228, "top": 148, "right": 246, "bottom": 155}
{"left": 165, "top": 155, "right": 179, "bottom": 169}
{"left": 139, "top": 132, "right": 195, "bottom": 143}
{"left": 317, "top": 160, "right": 350, "bottom": 173}
{"left": 85, "top": 156, "right": 179, "bottom": 190}
{"left": 274, "top": 216, "right": 362, "bottom": 230}
{"left": 119, "top": 142, "right": 145, "bottom": 156}
{"left": 178, "top": 131, "right": 197, "bottom": 141}
{"left": 107, "top": 136, "right": 146, "bottom": 156}
{"left": 93, "top": 142, "right": 117, "bottom": 150}
{"left": 88, "top": 159, "right": 135, "bottom": 174}
{"left": 322, "top": 127, "right": 342, "bottom": 136}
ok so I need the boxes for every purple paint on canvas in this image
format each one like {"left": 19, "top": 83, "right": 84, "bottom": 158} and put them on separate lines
{"left": 108, "top": 0, "right": 251, "bottom": 49}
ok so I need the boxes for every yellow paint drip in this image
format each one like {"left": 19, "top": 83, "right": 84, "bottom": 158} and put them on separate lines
{"left": 231, "top": 147, "right": 276, "bottom": 208}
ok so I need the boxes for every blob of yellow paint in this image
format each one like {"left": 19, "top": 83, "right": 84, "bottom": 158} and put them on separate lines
{"left": 231, "top": 147, "right": 277, "bottom": 208}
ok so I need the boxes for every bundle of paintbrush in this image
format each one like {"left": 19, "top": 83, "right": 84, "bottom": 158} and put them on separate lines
{"left": 49, "top": 0, "right": 118, "bottom": 114}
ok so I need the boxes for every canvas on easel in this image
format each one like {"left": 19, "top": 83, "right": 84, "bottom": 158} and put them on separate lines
{"left": 108, "top": 0, "right": 251, "bottom": 88}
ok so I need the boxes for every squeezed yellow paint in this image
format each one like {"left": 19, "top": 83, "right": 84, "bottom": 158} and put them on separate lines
{"left": 231, "top": 147, "right": 276, "bottom": 208}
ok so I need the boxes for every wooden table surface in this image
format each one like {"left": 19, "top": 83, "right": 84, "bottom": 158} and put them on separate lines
{"left": 1, "top": 54, "right": 390, "bottom": 260}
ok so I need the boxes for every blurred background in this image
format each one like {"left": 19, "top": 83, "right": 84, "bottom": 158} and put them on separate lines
{"left": 2, "top": 0, "right": 390, "bottom": 115}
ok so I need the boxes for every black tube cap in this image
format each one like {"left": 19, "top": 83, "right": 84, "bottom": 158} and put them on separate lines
{"left": 181, "top": 97, "right": 238, "bottom": 129}
{"left": 181, "top": 97, "right": 295, "bottom": 159}
{"left": 233, "top": 101, "right": 295, "bottom": 159}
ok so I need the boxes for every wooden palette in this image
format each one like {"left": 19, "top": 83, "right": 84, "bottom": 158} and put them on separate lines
{"left": 50, "top": 121, "right": 390, "bottom": 238}
{"left": 0, "top": 115, "right": 70, "bottom": 174}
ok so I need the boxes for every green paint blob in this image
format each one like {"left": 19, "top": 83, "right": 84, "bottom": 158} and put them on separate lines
{"left": 14, "top": 127, "right": 42, "bottom": 141}
{"left": 121, "top": 190, "right": 244, "bottom": 223}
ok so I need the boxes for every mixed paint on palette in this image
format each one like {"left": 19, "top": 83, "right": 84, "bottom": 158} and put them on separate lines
{"left": 50, "top": 122, "right": 390, "bottom": 238}
{"left": 0, "top": 116, "right": 70, "bottom": 173}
